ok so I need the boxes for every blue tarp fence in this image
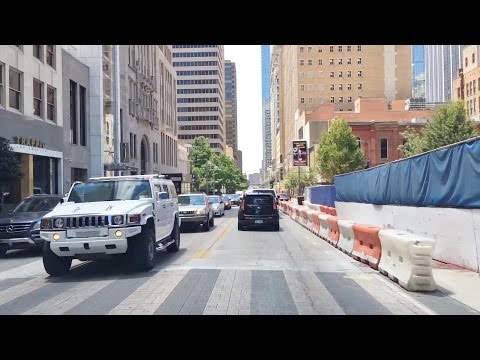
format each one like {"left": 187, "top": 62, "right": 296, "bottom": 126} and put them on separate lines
{"left": 305, "top": 185, "right": 336, "bottom": 207}
{"left": 334, "top": 137, "right": 480, "bottom": 208}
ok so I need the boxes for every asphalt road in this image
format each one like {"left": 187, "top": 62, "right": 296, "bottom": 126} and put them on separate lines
{"left": 0, "top": 207, "right": 477, "bottom": 315}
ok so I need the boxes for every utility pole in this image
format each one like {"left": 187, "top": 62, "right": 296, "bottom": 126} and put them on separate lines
{"left": 297, "top": 165, "right": 300, "bottom": 197}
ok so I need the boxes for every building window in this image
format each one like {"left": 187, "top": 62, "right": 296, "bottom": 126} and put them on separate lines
{"left": 47, "top": 86, "right": 56, "bottom": 121}
{"left": 318, "top": 71, "right": 323, "bottom": 78}
{"left": 339, "top": 96, "right": 344, "bottom": 103}
{"left": 329, "top": 58, "right": 334, "bottom": 65}
{"left": 347, "top": 58, "right": 352, "bottom": 65}
{"left": 356, "top": 137, "right": 361, "bottom": 148}
{"left": 347, "top": 70, "right": 352, "bottom": 78}
{"left": 300, "top": 59, "right": 305, "bottom": 66}
{"left": 330, "top": 71, "right": 334, "bottom": 78}
{"left": 130, "top": 133, "right": 134, "bottom": 158}
{"left": 33, "top": 79, "right": 43, "bottom": 117}
{"left": 330, "top": 84, "right": 335, "bottom": 90}
{"left": 318, "top": 59, "right": 323, "bottom": 66}
{"left": 46, "top": 45, "right": 55, "bottom": 68}
{"left": 300, "top": 84, "right": 305, "bottom": 91}
{"left": 80, "top": 86, "right": 87, "bottom": 146}
{"left": 9, "top": 68, "right": 22, "bottom": 111}
{"left": 467, "top": 84, "right": 470, "bottom": 97}
{"left": 338, "top": 46, "right": 343, "bottom": 52}
{"left": 329, "top": 46, "right": 334, "bottom": 52}
{"left": 474, "top": 80, "right": 477, "bottom": 94}
{"left": 308, "top": 59, "right": 313, "bottom": 66}
{"left": 358, "top": 83, "right": 363, "bottom": 90}
{"left": 347, "top": 96, "right": 352, "bottom": 102}
{"left": 357, "top": 57, "right": 362, "bottom": 64}
{"left": 0, "top": 63, "right": 3, "bottom": 107}
{"left": 357, "top": 45, "right": 362, "bottom": 52}
{"left": 134, "top": 134, "right": 137, "bottom": 159}
{"left": 33, "top": 45, "right": 43, "bottom": 61}
{"left": 70, "top": 81, "right": 77, "bottom": 144}
{"left": 307, "top": 46, "right": 312, "bottom": 53}
{"left": 473, "top": 53, "right": 476, "bottom": 64}
{"left": 339, "top": 71, "right": 343, "bottom": 78}
{"left": 474, "top": 98, "right": 477, "bottom": 114}
{"left": 308, "top": 97, "right": 313, "bottom": 104}
{"left": 307, "top": 84, "right": 313, "bottom": 91}
{"left": 300, "top": 46, "right": 304, "bottom": 53}
{"left": 338, "top": 58, "right": 343, "bottom": 65}
{"left": 466, "top": 57, "right": 468, "bottom": 67}
{"left": 300, "top": 72, "right": 305, "bottom": 79}
{"left": 357, "top": 70, "right": 362, "bottom": 77}
{"left": 300, "top": 97, "right": 305, "bottom": 104}
{"left": 347, "top": 83, "right": 352, "bottom": 90}
{"left": 318, "top": 46, "right": 323, "bottom": 53}
{"left": 307, "top": 71, "right": 313, "bottom": 78}
{"left": 347, "top": 45, "right": 352, "bottom": 52}
{"left": 339, "top": 84, "right": 343, "bottom": 90}
{"left": 330, "top": 97, "right": 335, "bottom": 103}
{"left": 380, "top": 138, "right": 388, "bottom": 159}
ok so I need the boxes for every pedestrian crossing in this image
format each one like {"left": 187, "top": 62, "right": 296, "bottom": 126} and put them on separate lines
{"left": 0, "top": 261, "right": 476, "bottom": 315}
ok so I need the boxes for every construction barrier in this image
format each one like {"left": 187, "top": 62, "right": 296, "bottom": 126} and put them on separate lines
{"left": 378, "top": 229, "right": 436, "bottom": 291}
{"left": 318, "top": 213, "right": 331, "bottom": 240}
{"left": 327, "top": 216, "right": 340, "bottom": 246}
{"left": 290, "top": 205, "right": 298, "bottom": 220}
{"left": 337, "top": 220, "right": 356, "bottom": 255}
{"left": 301, "top": 208, "right": 308, "bottom": 226}
{"left": 352, "top": 224, "right": 382, "bottom": 269}
{"left": 295, "top": 207, "right": 300, "bottom": 222}
{"left": 312, "top": 212, "right": 321, "bottom": 235}
{"left": 306, "top": 209, "right": 316, "bottom": 231}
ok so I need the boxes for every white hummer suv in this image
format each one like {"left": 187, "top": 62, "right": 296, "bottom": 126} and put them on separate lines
{"left": 40, "top": 174, "right": 180, "bottom": 276}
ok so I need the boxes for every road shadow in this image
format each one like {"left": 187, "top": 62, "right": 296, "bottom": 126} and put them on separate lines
{"left": 180, "top": 224, "right": 218, "bottom": 233}
{"left": 45, "top": 247, "right": 189, "bottom": 283}
{"left": 2, "top": 247, "right": 42, "bottom": 259}
{"left": 240, "top": 227, "right": 285, "bottom": 233}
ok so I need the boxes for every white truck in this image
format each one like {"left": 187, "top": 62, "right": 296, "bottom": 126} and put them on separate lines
{"left": 40, "top": 174, "right": 180, "bottom": 276}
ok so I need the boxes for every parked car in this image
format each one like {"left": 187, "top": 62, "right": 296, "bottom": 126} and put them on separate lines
{"left": 238, "top": 193, "right": 279, "bottom": 231}
{"left": 222, "top": 195, "right": 232, "bottom": 210}
{"left": 178, "top": 193, "right": 214, "bottom": 231}
{"left": 208, "top": 195, "right": 225, "bottom": 216}
{"left": 277, "top": 193, "right": 290, "bottom": 202}
{"left": 0, "top": 194, "right": 62, "bottom": 257}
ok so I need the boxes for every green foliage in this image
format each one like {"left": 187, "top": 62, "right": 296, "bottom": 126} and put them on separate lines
{"left": 284, "top": 167, "right": 317, "bottom": 195}
{"left": 315, "top": 118, "right": 366, "bottom": 183}
{"left": 0, "top": 137, "right": 22, "bottom": 182}
{"left": 190, "top": 137, "right": 247, "bottom": 192}
{"left": 400, "top": 101, "right": 478, "bottom": 157}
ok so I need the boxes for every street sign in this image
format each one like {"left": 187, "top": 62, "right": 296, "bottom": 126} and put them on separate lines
{"left": 292, "top": 140, "right": 308, "bottom": 166}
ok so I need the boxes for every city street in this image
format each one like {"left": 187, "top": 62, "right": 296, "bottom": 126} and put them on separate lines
{"left": 0, "top": 207, "right": 477, "bottom": 315}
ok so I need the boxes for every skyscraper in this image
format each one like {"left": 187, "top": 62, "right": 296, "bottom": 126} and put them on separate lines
{"left": 261, "top": 45, "right": 272, "bottom": 180}
{"left": 172, "top": 45, "right": 225, "bottom": 153}
{"left": 412, "top": 45, "right": 426, "bottom": 99}
{"left": 425, "top": 45, "right": 464, "bottom": 103}
{"left": 224, "top": 60, "right": 242, "bottom": 171}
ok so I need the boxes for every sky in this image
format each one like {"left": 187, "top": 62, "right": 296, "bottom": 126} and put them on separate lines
{"left": 224, "top": 45, "right": 262, "bottom": 176}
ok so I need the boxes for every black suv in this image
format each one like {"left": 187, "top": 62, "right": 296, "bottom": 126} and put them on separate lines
{"left": 238, "top": 193, "right": 279, "bottom": 231}
{"left": 0, "top": 194, "right": 62, "bottom": 256}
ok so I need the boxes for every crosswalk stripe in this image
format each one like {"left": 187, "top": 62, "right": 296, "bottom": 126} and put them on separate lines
{"left": 0, "top": 277, "right": 47, "bottom": 306}
{"left": 22, "top": 279, "right": 116, "bottom": 315}
{"left": 108, "top": 269, "right": 188, "bottom": 315}
{"left": 367, "top": 273, "right": 437, "bottom": 315}
{"left": 284, "top": 270, "right": 345, "bottom": 315}
{"left": 0, "top": 260, "right": 45, "bottom": 281}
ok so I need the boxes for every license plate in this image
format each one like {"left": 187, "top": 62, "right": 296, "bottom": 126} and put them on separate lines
{"left": 255, "top": 220, "right": 263, "bottom": 224}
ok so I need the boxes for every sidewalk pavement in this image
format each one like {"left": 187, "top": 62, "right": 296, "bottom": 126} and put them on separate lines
{"left": 432, "top": 260, "right": 480, "bottom": 312}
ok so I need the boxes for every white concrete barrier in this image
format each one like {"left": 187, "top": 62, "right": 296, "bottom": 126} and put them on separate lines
{"left": 306, "top": 209, "right": 316, "bottom": 231}
{"left": 378, "top": 229, "right": 436, "bottom": 292}
{"left": 336, "top": 201, "right": 480, "bottom": 273}
{"left": 337, "top": 220, "right": 356, "bottom": 255}
{"left": 290, "top": 205, "right": 299, "bottom": 220}
{"left": 317, "top": 213, "right": 330, "bottom": 240}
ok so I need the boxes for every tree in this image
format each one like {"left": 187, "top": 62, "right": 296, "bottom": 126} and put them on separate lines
{"left": 284, "top": 167, "right": 317, "bottom": 196}
{"left": 399, "top": 101, "right": 478, "bottom": 157}
{"left": 0, "top": 137, "right": 22, "bottom": 205}
{"left": 315, "top": 118, "right": 366, "bottom": 183}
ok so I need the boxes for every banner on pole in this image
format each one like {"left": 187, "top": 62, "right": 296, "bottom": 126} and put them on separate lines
{"left": 292, "top": 140, "right": 308, "bottom": 166}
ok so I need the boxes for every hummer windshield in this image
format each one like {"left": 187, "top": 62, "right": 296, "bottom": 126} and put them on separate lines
{"left": 67, "top": 180, "right": 152, "bottom": 203}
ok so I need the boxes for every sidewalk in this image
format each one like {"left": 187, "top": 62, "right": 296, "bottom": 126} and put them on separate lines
{"left": 432, "top": 260, "right": 480, "bottom": 312}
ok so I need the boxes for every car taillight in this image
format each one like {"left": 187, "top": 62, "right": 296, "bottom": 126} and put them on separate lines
{"left": 273, "top": 202, "right": 277, "bottom": 210}
{"left": 240, "top": 201, "right": 245, "bottom": 211}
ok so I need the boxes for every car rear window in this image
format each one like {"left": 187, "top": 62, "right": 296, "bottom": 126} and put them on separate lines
{"left": 245, "top": 195, "right": 274, "bottom": 205}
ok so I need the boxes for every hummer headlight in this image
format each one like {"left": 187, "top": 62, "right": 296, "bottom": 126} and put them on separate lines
{"left": 113, "top": 215, "right": 124, "bottom": 225}
{"left": 54, "top": 218, "right": 64, "bottom": 228}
